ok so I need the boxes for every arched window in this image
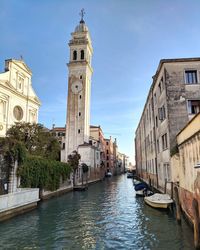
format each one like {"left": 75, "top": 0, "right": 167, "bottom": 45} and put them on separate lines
{"left": 73, "top": 50, "right": 77, "bottom": 60}
{"left": 81, "top": 50, "right": 84, "bottom": 60}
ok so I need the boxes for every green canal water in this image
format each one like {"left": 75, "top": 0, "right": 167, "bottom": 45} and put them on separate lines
{"left": 0, "top": 175, "right": 194, "bottom": 249}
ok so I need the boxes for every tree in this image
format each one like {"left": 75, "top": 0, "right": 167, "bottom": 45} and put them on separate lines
{"left": 81, "top": 163, "right": 89, "bottom": 186}
{"left": 6, "top": 122, "right": 60, "bottom": 160}
{"left": 67, "top": 151, "right": 81, "bottom": 186}
{"left": 0, "top": 122, "right": 71, "bottom": 193}
{"left": 0, "top": 137, "right": 26, "bottom": 194}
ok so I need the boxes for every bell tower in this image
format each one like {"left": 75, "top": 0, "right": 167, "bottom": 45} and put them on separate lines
{"left": 64, "top": 10, "right": 93, "bottom": 161}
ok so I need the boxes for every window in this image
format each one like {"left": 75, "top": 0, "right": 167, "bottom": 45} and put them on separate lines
{"left": 162, "top": 133, "right": 168, "bottom": 150}
{"left": 152, "top": 159, "right": 154, "bottom": 174}
{"left": 18, "top": 76, "right": 24, "bottom": 90}
{"left": 78, "top": 129, "right": 80, "bottom": 134}
{"left": 154, "top": 93, "right": 157, "bottom": 104}
{"left": 158, "top": 105, "right": 166, "bottom": 121}
{"left": 185, "top": 70, "right": 198, "bottom": 84}
{"left": 79, "top": 95, "right": 82, "bottom": 99}
{"left": 155, "top": 116, "right": 158, "bottom": 127}
{"left": 157, "top": 139, "right": 159, "bottom": 153}
{"left": 81, "top": 50, "right": 84, "bottom": 60}
{"left": 79, "top": 112, "right": 81, "bottom": 116}
{"left": 150, "top": 131, "right": 152, "bottom": 144}
{"left": 13, "top": 106, "right": 23, "bottom": 121}
{"left": 80, "top": 75, "right": 82, "bottom": 79}
{"left": 164, "top": 163, "right": 170, "bottom": 181}
{"left": 158, "top": 77, "right": 163, "bottom": 94}
{"left": 149, "top": 104, "right": 151, "bottom": 124}
{"left": 106, "top": 142, "right": 109, "bottom": 145}
{"left": 106, "top": 156, "right": 109, "bottom": 160}
{"left": 107, "top": 162, "right": 109, "bottom": 168}
{"left": 0, "top": 99, "right": 6, "bottom": 122}
{"left": 187, "top": 100, "right": 200, "bottom": 114}
{"left": 62, "top": 143, "right": 65, "bottom": 150}
{"left": 107, "top": 150, "right": 109, "bottom": 154}
{"left": 73, "top": 50, "right": 77, "bottom": 60}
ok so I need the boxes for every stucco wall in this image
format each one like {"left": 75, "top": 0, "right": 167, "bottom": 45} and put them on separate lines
{"left": 171, "top": 113, "right": 200, "bottom": 224}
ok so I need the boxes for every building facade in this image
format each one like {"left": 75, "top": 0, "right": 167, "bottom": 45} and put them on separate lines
{"left": 105, "top": 137, "right": 114, "bottom": 174}
{"left": 0, "top": 59, "right": 40, "bottom": 137}
{"left": 171, "top": 113, "right": 200, "bottom": 228}
{"left": 135, "top": 58, "right": 200, "bottom": 191}
{"left": 51, "top": 126, "right": 66, "bottom": 160}
{"left": 118, "top": 152, "right": 129, "bottom": 174}
{"left": 90, "top": 125, "right": 106, "bottom": 167}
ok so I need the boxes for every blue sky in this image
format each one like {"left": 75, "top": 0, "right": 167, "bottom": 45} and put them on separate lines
{"left": 1, "top": 0, "right": 200, "bottom": 163}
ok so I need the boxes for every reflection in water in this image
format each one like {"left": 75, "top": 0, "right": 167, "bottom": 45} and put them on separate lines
{"left": 0, "top": 175, "right": 194, "bottom": 249}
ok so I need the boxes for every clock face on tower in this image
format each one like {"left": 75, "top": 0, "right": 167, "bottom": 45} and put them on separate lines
{"left": 71, "top": 81, "right": 83, "bottom": 94}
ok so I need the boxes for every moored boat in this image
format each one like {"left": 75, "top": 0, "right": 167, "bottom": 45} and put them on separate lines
{"left": 105, "top": 172, "right": 112, "bottom": 177}
{"left": 134, "top": 182, "right": 149, "bottom": 196}
{"left": 133, "top": 179, "right": 141, "bottom": 186}
{"left": 144, "top": 193, "right": 173, "bottom": 209}
{"left": 135, "top": 189, "right": 145, "bottom": 196}
{"left": 134, "top": 182, "right": 148, "bottom": 191}
{"left": 127, "top": 172, "right": 134, "bottom": 178}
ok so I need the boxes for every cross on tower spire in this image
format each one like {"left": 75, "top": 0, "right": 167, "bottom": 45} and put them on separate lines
{"left": 79, "top": 8, "right": 85, "bottom": 23}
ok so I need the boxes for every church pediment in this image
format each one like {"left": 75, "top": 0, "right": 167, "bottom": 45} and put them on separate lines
{"left": 5, "top": 59, "right": 32, "bottom": 75}
{"left": 12, "top": 59, "right": 32, "bottom": 74}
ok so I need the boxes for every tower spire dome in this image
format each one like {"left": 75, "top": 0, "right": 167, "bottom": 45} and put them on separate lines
{"left": 74, "top": 9, "right": 88, "bottom": 33}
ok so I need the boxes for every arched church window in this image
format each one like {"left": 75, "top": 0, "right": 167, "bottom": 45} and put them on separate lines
{"left": 73, "top": 50, "right": 77, "bottom": 60}
{"left": 81, "top": 50, "right": 84, "bottom": 60}
{"left": 0, "top": 100, "right": 4, "bottom": 122}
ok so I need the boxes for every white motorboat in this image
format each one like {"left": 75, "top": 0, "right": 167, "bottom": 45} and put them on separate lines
{"left": 135, "top": 189, "right": 145, "bottom": 196}
{"left": 144, "top": 193, "right": 173, "bottom": 209}
{"left": 133, "top": 179, "right": 141, "bottom": 186}
{"left": 105, "top": 172, "right": 112, "bottom": 177}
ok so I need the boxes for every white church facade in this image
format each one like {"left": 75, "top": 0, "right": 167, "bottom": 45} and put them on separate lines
{"left": 0, "top": 59, "right": 41, "bottom": 137}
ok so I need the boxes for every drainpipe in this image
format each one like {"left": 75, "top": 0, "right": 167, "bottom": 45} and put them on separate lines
{"left": 151, "top": 89, "right": 159, "bottom": 188}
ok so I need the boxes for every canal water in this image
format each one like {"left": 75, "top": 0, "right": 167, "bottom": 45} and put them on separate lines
{"left": 0, "top": 175, "right": 194, "bottom": 250}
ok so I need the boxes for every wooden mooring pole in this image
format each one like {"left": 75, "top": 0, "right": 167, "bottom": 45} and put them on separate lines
{"left": 164, "top": 178, "right": 167, "bottom": 194}
{"left": 174, "top": 186, "right": 181, "bottom": 223}
{"left": 192, "top": 198, "right": 200, "bottom": 249}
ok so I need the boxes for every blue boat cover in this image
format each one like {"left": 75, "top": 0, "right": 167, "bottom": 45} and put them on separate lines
{"left": 134, "top": 182, "right": 148, "bottom": 191}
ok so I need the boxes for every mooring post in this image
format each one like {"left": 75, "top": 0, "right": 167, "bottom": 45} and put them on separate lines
{"left": 171, "top": 182, "right": 174, "bottom": 199}
{"left": 164, "top": 178, "right": 167, "bottom": 193}
{"left": 174, "top": 186, "right": 181, "bottom": 223}
{"left": 192, "top": 198, "right": 200, "bottom": 249}
{"left": 149, "top": 176, "right": 151, "bottom": 188}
